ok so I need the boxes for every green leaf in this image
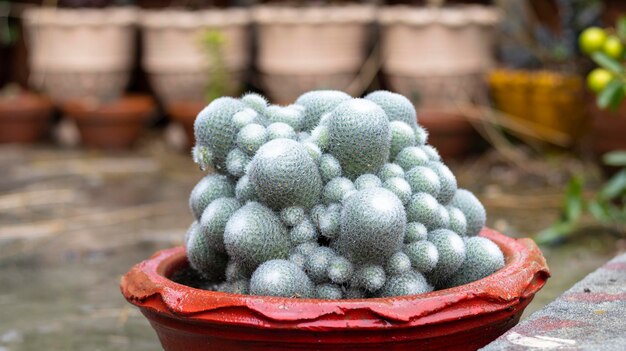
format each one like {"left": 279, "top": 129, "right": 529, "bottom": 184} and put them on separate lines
{"left": 564, "top": 176, "right": 584, "bottom": 221}
{"left": 597, "top": 80, "right": 625, "bottom": 110}
{"left": 535, "top": 221, "right": 578, "bottom": 246}
{"left": 592, "top": 51, "right": 625, "bottom": 75}
{"left": 599, "top": 169, "right": 626, "bottom": 200}
{"left": 618, "top": 16, "right": 626, "bottom": 42}
{"left": 603, "top": 151, "right": 626, "bottom": 166}
{"left": 588, "top": 199, "right": 611, "bottom": 221}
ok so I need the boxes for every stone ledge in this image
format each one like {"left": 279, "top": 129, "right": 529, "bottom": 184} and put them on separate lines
{"left": 482, "top": 252, "right": 626, "bottom": 351}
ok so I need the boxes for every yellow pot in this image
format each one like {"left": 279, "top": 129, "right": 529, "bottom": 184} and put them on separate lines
{"left": 489, "top": 69, "right": 589, "bottom": 146}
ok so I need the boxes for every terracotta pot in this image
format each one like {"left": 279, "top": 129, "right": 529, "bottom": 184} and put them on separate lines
{"left": 589, "top": 102, "right": 626, "bottom": 155}
{"left": 253, "top": 5, "right": 375, "bottom": 104}
{"left": 379, "top": 6, "right": 499, "bottom": 108}
{"left": 167, "top": 101, "right": 205, "bottom": 146}
{"left": 418, "top": 109, "right": 477, "bottom": 160}
{"left": 23, "top": 7, "right": 137, "bottom": 103}
{"left": 0, "top": 92, "right": 54, "bottom": 143}
{"left": 62, "top": 95, "right": 154, "bottom": 149}
{"left": 121, "top": 228, "right": 549, "bottom": 351}
{"left": 140, "top": 9, "right": 250, "bottom": 105}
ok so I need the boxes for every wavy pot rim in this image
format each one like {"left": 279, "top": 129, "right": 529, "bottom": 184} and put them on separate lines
{"left": 120, "top": 227, "right": 549, "bottom": 329}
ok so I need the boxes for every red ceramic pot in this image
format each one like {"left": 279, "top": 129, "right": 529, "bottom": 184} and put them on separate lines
{"left": 0, "top": 92, "right": 53, "bottom": 143}
{"left": 62, "top": 95, "right": 154, "bottom": 149}
{"left": 121, "top": 228, "right": 549, "bottom": 351}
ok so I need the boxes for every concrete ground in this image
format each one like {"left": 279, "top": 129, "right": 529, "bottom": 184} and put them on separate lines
{"left": 482, "top": 252, "right": 626, "bottom": 351}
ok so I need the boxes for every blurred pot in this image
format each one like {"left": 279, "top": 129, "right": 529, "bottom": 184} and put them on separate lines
{"left": 62, "top": 95, "right": 153, "bottom": 149}
{"left": 253, "top": 5, "right": 375, "bottom": 104}
{"left": 379, "top": 5, "right": 499, "bottom": 108}
{"left": 0, "top": 91, "right": 53, "bottom": 143}
{"left": 419, "top": 109, "right": 477, "bottom": 160}
{"left": 23, "top": 7, "right": 137, "bottom": 104}
{"left": 167, "top": 101, "right": 205, "bottom": 146}
{"left": 589, "top": 102, "right": 626, "bottom": 155}
{"left": 489, "top": 69, "right": 589, "bottom": 147}
{"left": 121, "top": 228, "right": 549, "bottom": 351}
{"left": 140, "top": 8, "right": 250, "bottom": 105}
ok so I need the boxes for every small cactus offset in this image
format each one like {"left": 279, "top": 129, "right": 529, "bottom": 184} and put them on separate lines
{"left": 183, "top": 90, "right": 503, "bottom": 299}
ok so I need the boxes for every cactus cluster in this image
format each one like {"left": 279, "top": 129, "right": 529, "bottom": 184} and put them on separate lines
{"left": 185, "top": 90, "right": 504, "bottom": 299}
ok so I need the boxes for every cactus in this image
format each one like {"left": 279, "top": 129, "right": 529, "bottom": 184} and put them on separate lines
{"left": 364, "top": 90, "right": 418, "bottom": 129}
{"left": 241, "top": 92, "right": 268, "bottom": 114}
{"left": 194, "top": 97, "right": 247, "bottom": 169}
{"left": 383, "top": 177, "right": 412, "bottom": 205}
{"left": 395, "top": 146, "right": 429, "bottom": 171}
{"left": 290, "top": 218, "right": 318, "bottom": 244}
{"left": 378, "top": 163, "right": 405, "bottom": 181}
{"left": 405, "top": 166, "right": 441, "bottom": 199}
{"left": 295, "top": 90, "right": 351, "bottom": 131}
{"left": 389, "top": 121, "right": 416, "bottom": 159}
{"left": 404, "top": 222, "right": 428, "bottom": 243}
{"left": 265, "top": 105, "right": 304, "bottom": 131}
{"left": 426, "top": 229, "right": 467, "bottom": 288}
{"left": 189, "top": 174, "right": 235, "bottom": 220}
{"left": 334, "top": 188, "right": 406, "bottom": 265}
{"left": 235, "top": 174, "right": 258, "bottom": 203}
{"left": 386, "top": 251, "right": 412, "bottom": 276}
{"left": 354, "top": 174, "right": 383, "bottom": 190}
{"left": 225, "top": 148, "right": 250, "bottom": 178}
{"left": 200, "top": 197, "right": 241, "bottom": 253}
{"left": 427, "top": 161, "right": 457, "bottom": 204}
{"left": 443, "top": 237, "right": 504, "bottom": 288}
{"left": 266, "top": 122, "right": 297, "bottom": 140}
{"left": 379, "top": 271, "right": 432, "bottom": 297}
{"left": 223, "top": 202, "right": 291, "bottom": 271}
{"left": 315, "top": 283, "right": 344, "bottom": 299}
{"left": 186, "top": 221, "right": 228, "bottom": 281}
{"left": 407, "top": 192, "right": 446, "bottom": 231}
{"left": 353, "top": 265, "right": 386, "bottom": 293}
{"left": 319, "top": 154, "right": 343, "bottom": 182}
{"left": 322, "top": 177, "right": 355, "bottom": 205}
{"left": 248, "top": 139, "right": 322, "bottom": 210}
{"left": 185, "top": 90, "right": 497, "bottom": 299}
{"left": 304, "top": 246, "right": 336, "bottom": 283}
{"left": 280, "top": 206, "right": 306, "bottom": 227}
{"left": 327, "top": 255, "right": 354, "bottom": 284}
{"left": 404, "top": 241, "right": 439, "bottom": 273}
{"left": 249, "top": 259, "right": 314, "bottom": 298}
{"left": 451, "top": 189, "right": 486, "bottom": 237}
{"left": 327, "top": 99, "right": 391, "bottom": 179}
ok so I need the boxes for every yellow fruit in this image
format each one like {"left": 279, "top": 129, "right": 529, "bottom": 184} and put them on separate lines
{"left": 586, "top": 68, "right": 613, "bottom": 93}
{"left": 579, "top": 27, "right": 608, "bottom": 54}
{"left": 603, "top": 36, "right": 624, "bottom": 59}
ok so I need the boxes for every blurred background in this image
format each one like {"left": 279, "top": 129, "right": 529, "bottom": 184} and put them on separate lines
{"left": 1, "top": 0, "right": 626, "bottom": 350}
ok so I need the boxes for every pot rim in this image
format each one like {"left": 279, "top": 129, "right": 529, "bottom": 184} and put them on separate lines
{"left": 253, "top": 4, "right": 376, "bottom": 25}
{"left": 62, "top": 95, "right": 154, "bottom": 120}
{"left": 121, "top": 228, "right": 549, "bottom": 329}
{"left": 378, "top": 5, "right": 500, "bottom": 27}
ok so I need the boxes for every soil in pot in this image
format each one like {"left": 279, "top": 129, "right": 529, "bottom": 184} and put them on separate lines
{"left": 62, "top": 95, "right": 154, "bottom": 149}
{"left": 121, "top": 228, "right": 549, "bottom": 351}
{"left": 0, "top": 91, "right": 54, "bottom": 143}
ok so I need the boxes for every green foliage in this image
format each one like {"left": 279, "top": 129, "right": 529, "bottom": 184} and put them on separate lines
{"left": 538, "top": 161, "right": 626, "bottom": 245}
{"left": 201, "top": 30, "right": 232, "bottom": 103}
